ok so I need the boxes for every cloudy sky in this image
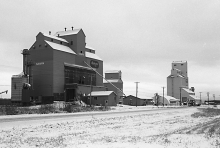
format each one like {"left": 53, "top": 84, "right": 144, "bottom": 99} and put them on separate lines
{"left": 0, "top": 0, "right": 219, "bottom": 100}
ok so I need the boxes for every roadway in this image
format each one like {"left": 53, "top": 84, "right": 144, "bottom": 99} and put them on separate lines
{"left": 0, "top": 107, "right": 195, "bottom": 130}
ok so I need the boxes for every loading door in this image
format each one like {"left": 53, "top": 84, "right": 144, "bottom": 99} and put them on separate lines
{"left": 66, "top": 89, "right": 76, "bottom": 102}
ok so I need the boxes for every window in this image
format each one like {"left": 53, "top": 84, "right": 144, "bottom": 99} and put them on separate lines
{"left": 39, "top": 44, "right": 41, "bottom": 47}
{"left": 181, "top": 64, "right": 183, "bottom": 66}
{"left": 71, "top": 41, "right": 73, "bottom": 45}
{"left": 81, "top": 51, "right": 83, "bottom": 53}
{"left": 51, "top": 39, "right": 53, "bottom": 42}
{"left": 64, "top": 66, "right": 96, "bottom": 85}
{"left": 174, "top": 64, "right": 176, "bottom": 66}
{"left": 94, "top": 97, "right": 97, "bottom": 100}
{"left": 60, "top": 41, "right": 62, "bottom": 44}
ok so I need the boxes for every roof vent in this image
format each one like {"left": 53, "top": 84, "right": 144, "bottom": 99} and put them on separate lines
{"left": 49, "top": 31, "right": 51, "bottom": 35}
{"left": 65, "top": 28, "right": 67, "bottom": 31}
{"left": 71, "top": 27, "right": 74, "bottom": 30}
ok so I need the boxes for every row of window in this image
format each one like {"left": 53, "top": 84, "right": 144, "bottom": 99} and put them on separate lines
{"left": 174, "top": 64, "right": 184, "bottom": 66}
{"left": 64, "top": 66, "right": 96, "bottom": 85}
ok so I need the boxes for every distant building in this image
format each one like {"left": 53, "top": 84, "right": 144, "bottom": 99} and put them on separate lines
{"left": 123, "top": 95, "right": 146, "bottom": 106}
{"left": 103, "top": 70, "right": 123, "bottom": 104}
{"left": 167, "top": 61, "right": 198, "bottom": 104}
{"left": 153, "top": 95, "right": 179, "bottom": 106}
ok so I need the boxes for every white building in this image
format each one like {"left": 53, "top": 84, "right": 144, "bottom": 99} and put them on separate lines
{"left": 167, "top": 61, "right": 199, "bottom": 104}
{"left": 103, "top": 70, "right": 123, "bottom": 104}
{"left": 153, "top": 95, "right": 179, "bottom": 106}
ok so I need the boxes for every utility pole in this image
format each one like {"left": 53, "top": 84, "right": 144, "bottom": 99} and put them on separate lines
{"left": 135, "top": 82, "right": 140, "bottom": 107}
{"left": 162, "top": 87, "right": 165, "bottom": 107}
{"left": 90, "top": 75, "right": 93, "bottom": 107}
{"left": 179, "top": 87, "right": 182, "bottom": 106}
{"left": 207, "top": 92, "right": 209, "bottom": 107}
{"left": 199, "top": 92, "right": 202, "bottom": 105}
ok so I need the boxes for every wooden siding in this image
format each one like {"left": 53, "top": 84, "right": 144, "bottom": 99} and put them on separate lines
{"left": 11, "top": 77, "right": 28, "bottom": 102}
{"left": 53, "top": 50, "right": 76, "bottom": 94}
{"left": 28, "top": 45, "right": 53, "bottom": 97}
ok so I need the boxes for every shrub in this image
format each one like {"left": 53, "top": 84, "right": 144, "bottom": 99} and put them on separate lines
{"left": 191, "top": 108, "right": 220, "bottom": 118}
{"left": 5, "top": 105, "right": 18, "bottom": 115}
{"left": 63, "top": 104, "right": 73, "bottom": 113}
{"left": 39, "top": 104, "right": 56, "bottom": 114}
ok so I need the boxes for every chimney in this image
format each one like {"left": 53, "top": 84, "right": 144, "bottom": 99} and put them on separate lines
{"left": 65, "top": 28, "right": 67, "bottom": 31}
{"left": 71, "top": 27, "right": 74, "bottom": 30}
{"left": 49, "top": 31, "right": 51, "bottom": 35}
{"left": 57, "top": 34, "right": 59, "bottom": 37}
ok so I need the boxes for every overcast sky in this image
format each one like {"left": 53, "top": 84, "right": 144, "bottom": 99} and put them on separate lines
{"left": 0, "top": 0, "right": 219, "bottom": 100}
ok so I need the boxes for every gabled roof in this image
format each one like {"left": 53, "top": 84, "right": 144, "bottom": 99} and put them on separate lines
{"left": 54, "top": 29, "right": 83, "bottom": 37}
{"left": 45, "top": 41, "right": 76, "bottom": 54}
{"left": 123, "top": 95, "right": 145, "bottom": 100}
{"left": 64, "top": 62, "right": 92, "bottom": 70}
{"left": 182, "top": 88, "right": 194, "bottom": 94}
{"left": 87, "top": 91, "right": 115, "bottom": 96}
{"left": 86, "top": 46, "right": 95, "bottom": 51}
{"left": 177, "top": 74, "right": 185, "bottom": 78}
{"left": 103, "top": 79, "right": 123, "bottom": 83}
{"left": 85, "top": 52, "right": 102, "bottom": 61}
{"left": 189, "top": 95, "right": 200, "bottom": 101}
{"left": 105, "top": 70, "right": 121, "bottom": 73}
{"left": 167, "top": 74, "right": 175, "bottom": 78}
{"left": 163, "top": 95, "right": 179, "bottom": 101}
{"left": 167, "top": 74, "right": 185, "bottom": 78}
{"left": 42, "top": 33, "right": 68, "bottom": 43}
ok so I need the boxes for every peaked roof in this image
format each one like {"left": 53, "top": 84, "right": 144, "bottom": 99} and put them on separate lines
{"left": 85, "top": 52, "right": 102, "bottom": 61}
{"left": 182, "top": 88, "right": 195, "bottom": 94}
{"left": 45, "top": 41, "right": 76, "bottom": 54}
{"left": 86, "top": 46, "right": 95, "bottom": 51}
{"left": 105, "top": 70, "right": 121, "bottom": 73}
{"left": 64, "top": 62, "right": 92, "bottom": 70}
{"left": 42, "top": 33, "right": 68, "bottom": 43}
{"left": 189, "top": 95, "right": 200, "bottom": 101}
{"left": 103, "top": 79, "right": 123, "bottom": 83}
{"left": 54, "top": 28, "right": 83, "bottom": 36}
{"left": 88, "top": 91, "right": 115, "bottom": 96}
{"left": 123, "top": 95, "right": 145, "bottom": 100}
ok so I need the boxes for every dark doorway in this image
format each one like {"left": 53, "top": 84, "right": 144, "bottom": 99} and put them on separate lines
{"left": 66, "top": 89, "right": 76, "bottom": 102}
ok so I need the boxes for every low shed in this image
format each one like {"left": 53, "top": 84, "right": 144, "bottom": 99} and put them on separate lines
{"left": 123, "top": 95, "right": 146, "bottom": 106}
{"left": 87, "top": 91, "right": 117, "bottom": 106}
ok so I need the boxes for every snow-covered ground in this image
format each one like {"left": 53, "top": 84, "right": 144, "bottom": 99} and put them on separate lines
{"left": 0, "top": 106, "right": 219, "bottom": 148}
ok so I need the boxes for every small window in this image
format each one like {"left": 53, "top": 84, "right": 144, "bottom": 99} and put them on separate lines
{"left": 174, "top": 64, "right": 176, "bottom": 66}
{"left": 181, "top": 64, "right": 183, "bottom": 66}
{"left": 60, "top": 41, "right": 62, "bottom": 44}
{"left": 51, "top": 39, "right": 53, "bottom": 42}
{"left": 94, "top": 97, "right": 97, "bottom": 100}
{"left": 71, "top": 41, "right": 73, "bottom": 45}
{"left": 81, "top": 51, "right": 83, "bottom": 53}
{"left": 39, "top": 44, "right": 41, "bottom": 47}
